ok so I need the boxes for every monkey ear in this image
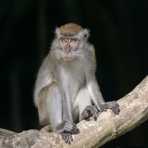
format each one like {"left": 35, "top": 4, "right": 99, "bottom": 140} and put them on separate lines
{"left": 55, "top": 27, "right": 61, "bottom": 38}
{"left": 81, "top": 29, "right": 90, "bottom": 40}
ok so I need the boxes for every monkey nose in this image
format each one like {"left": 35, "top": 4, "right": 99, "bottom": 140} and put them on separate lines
{"left": 65, "top": 46, "right": 71, "bottom": 53}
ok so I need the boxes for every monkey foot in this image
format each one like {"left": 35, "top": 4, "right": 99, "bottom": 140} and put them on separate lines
{"left": 62, "top": 121, "right": 80, "bottom": 134}
{"left": 101, "top": 101, "right": 120, "bottom": 115}
{"left": 61, "top": 132, "right": 73, "bottom": 144}
{"left": 60, "top": 122, "right": 79, "bottom": 144}
{"left": 60, "top": 128, "right": 79, "bottom": 144}
{"left": 80, "top": 105, "right": 99, "bottom": 121}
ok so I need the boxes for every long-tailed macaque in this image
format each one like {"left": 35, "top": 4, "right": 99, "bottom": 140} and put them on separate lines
{"left": 34, "top": 23, "right": 120, "bottom": 144}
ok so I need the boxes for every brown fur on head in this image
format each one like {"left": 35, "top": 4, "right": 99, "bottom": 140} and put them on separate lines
{"left": 55, "top": 23, "right": 89, "bottom": 39}
{"left": 59, "top": 23, "right": 82, "bottom": 36}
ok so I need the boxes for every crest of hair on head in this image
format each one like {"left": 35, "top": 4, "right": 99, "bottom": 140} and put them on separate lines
{"left": 55, "top": 23, "right": 89, "bottom": 39}
{"left": 59, "top": 23, "right": 82, "bottom": 34}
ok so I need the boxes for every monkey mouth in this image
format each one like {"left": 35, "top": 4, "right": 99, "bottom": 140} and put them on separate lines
{"left": 63, "top": 56, "right": 74, "bottom": 62}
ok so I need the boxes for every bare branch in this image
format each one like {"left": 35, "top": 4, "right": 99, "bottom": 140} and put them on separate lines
{"left": 1, "top": 76, "right": 148, "bottom": 148}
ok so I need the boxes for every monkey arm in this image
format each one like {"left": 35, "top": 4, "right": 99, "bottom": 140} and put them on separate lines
{"left": 84, "top": 45, "right": 104, "bottom": 110}
{"left": 85, "top": 45, "right": 119, "bottom": 114}
{"left": 86, "top": 77, "right": 120, "bottom": 114}
{"left": 87, "top": 77, "right": 105, "bottom": 107}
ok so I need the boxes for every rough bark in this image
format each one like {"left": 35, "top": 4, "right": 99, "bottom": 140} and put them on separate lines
{"left": 1, "top": 76, "right": 148, "bottom": 148}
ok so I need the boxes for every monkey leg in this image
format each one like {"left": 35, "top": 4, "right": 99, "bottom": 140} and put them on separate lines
{"left": 74, "top": 87, "right": 96, "bottom": 121}
{"left": 100, "top": 101, "right": 120, "bottom": 115}
{"left": 46, "top": 84, "right": 79, "bottom": 144}
{"left": 46, "top": 84, "right": 63, "bottom": 130}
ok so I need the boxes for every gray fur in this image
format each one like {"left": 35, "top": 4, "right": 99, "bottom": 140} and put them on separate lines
{"left": 34, "top": 27, "right": 105, "bottom": 133}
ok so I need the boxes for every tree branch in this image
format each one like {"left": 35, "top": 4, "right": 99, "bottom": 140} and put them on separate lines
{"left": 1, "top": 76, "right": 148, "bottom": 148}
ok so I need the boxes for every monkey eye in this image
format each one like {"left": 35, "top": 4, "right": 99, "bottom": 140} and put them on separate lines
{"left": 71, "top": 38, "right": 78, "bottom": 42}
{"left": 60, "top": 38, "right": 70, "bottom": 43}
{"left": 84, "top": 34, "right": 88, "bottom": 38}
{"left": 60, "top": 37, "right": 65, "bottom": 42}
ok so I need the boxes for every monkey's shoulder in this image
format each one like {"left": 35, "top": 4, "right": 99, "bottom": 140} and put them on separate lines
{"left": 35, "top": 55, "right": 56, "bottom": 87}
{"left": 86, "top": 44, "right": 96, "bottom": 59}
{"left": 81, "top": 44, "right": 96, "bottom": 70}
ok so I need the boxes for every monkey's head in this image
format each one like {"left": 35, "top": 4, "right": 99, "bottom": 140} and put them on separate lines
{"left": 52, "top": 23, "right": 90, "bottom": 61}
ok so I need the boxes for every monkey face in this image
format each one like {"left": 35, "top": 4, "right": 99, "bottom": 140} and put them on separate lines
{"left": 52, "top": 23, "right": 90, "bottom": 61}
{"left": 59, "top": 37, "right": 80, "bottom": 54}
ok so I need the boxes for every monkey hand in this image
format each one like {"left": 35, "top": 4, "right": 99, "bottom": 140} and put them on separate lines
{"left": 80, "top": 105, "right": 99, "bottom": 121}
{"left": 59, "top": 121, "right": 79, "bottom": 144}
{"left": 100, "top": 101, "right": 120, "bottom": 115}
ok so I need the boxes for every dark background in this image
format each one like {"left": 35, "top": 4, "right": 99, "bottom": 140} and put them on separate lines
{"left": 0, "top": 0, "right": 148, "bottom": 147}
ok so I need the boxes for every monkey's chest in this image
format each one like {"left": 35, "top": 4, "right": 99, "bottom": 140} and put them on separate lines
{"left": 58, "top": 64, "right": 85, "bottom": 99}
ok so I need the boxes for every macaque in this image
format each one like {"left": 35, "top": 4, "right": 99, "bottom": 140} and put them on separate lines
{"left": 34, "top": 23, "right": 120, "bottom": 144}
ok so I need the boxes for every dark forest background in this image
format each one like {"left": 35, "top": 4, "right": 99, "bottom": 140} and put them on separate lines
{"left": 0, "top": 0, "right": 148, "bottom": 147}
